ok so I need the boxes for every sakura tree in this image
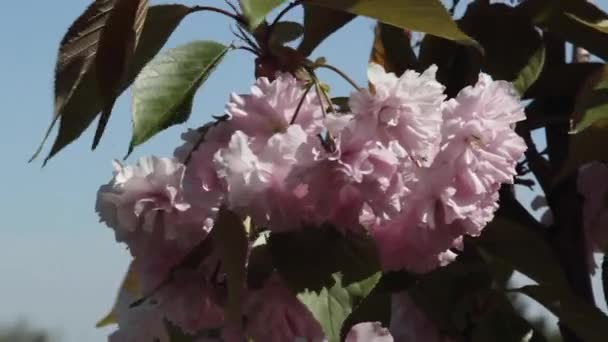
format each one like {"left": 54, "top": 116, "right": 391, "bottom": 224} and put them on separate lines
{"left": 31, "top": 0, "right": 608, "bottom": 341}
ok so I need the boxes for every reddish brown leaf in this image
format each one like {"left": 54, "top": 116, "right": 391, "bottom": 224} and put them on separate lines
{"left": 55, "top": 0, "right": 114, "bottom": 116}
{"left": 298, "top": 3, "right": 355, "bottom": 56}
{"left": 93, "top": 0, "right": 149, "bottom": 149}
{"left": 32, "top": 4, "right": 192, "bottom": 164}
{"left": 29, "top": 0, "right": 114, "bottom": 162}
{"left": 369, "top": 22, "right": 417, "bottom": 78}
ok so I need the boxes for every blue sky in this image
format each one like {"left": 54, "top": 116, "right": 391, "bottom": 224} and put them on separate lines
{"left": 1, "top": 1, "right": 607, "bottom": 341}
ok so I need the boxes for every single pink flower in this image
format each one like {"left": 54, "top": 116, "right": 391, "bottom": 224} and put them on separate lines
{"left": 350, "top": 64, "right": 445, "bottom": 166}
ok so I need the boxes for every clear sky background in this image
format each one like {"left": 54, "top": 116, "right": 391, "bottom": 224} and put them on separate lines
{"left": 1, "top": 1, "right": 607, "bottom": 341}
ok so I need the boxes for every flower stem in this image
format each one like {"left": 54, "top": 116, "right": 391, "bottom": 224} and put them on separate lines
{"left": 290, "top": 83, "right": 314, "bottom": 125}
{"left": 316, "top": 64, "right": 361, "bottom": 90}
{"left": 191, "top": 5, "right": 246, "bottom": 26}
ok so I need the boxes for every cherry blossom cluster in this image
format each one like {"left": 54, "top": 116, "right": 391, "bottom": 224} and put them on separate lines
{"left": 96, "top": 63, "right": 526, "bottom": 341}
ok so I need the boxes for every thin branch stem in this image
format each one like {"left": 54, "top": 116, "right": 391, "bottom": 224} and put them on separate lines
{"left": 290, "top": 83, "right": 314, "bottom": 125}
{"left": 265, "top": 0, "right": 303, "bottom": 44}
{"left": 222, "top": 0, "right": 239, "bottom": 14}
{"left": 191, "top": 5, "right": 246, "bottom": 26}
{"left": 233, "top": 24, "right": 261, "bottom": 53}
{"left": 271, "top": 0, "right": 303, "bottom": 28}
{"left": 235, "top": 45, "right": 259, "bottom": 55}
{"left": 516, "top": 122, "right": 553, "bottom": 196}
{"left": 316, "top": 64, "right": 361, "bottom": 90}
{"left": 449, "top": 0, "right": 461, "bottom": 15}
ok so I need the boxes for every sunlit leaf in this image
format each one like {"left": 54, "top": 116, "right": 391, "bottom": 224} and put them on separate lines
{"left": 306, "top": 0, "right": 479, "bottom": 48}
{"left": 512, "top": 45, "right": 545, "bottom": 96}
{"left": 298, "top": 272, "right": 381, "bottom": 342}
{"left": 129, "top": 41, "right": 230, "bottom": 154}
{"left": 241, "top": 0, "right": 286, "bottom": 30}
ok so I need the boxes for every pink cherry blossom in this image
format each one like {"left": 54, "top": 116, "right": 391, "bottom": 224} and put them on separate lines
{"left": 371, "top": 208, "right": 465, "bottom": 273}
{"left": 213, "top": 126, "right": 309, "bottom": 230}
{"left": 350, "top": 64, "right": 445, "bottom": 166}
{"left": 227, "top": 73, "right": 324, "bottom": 146}
{"left": 96, "top": 156, "right": 215, "bottom": 244}
{"left": 98, "top": 63, "right": 531, "bottom": 341}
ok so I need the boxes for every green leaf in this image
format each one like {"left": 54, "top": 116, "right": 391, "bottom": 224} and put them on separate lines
{"left": 33, "top": 4, "right": 193, "bottom": 164}
{"left": 306, "top": 0, "right": 479, "bottom": 48}
{"left": 129, "top": 41, "right": 230, "bottom": 154}
{"left": 517, "top": 285, "right": 608, "bottom": 342}
{"left": 241, "top": 0, "right": 286, "bottom": 30}
{"left": 268, "top": 224, "right": 381, "bottom": 340}
{"left": 477, "top": 217, "right": 568, "bottom": 290}
{"left": 211, "top": 208, "right": 248, "bottom": 326}
{"left": 512, "top": 45, "right": 545, "bottom": 96}
{"left": 298, "top": 4, "right": 356, "bottom": 56}
{"left": 298, "top": 272, "right": 381, "bottom": 342}
{"left": 571, "top": 66, "right": 608, "bottom": 134}
{"left": 270, "top": 21, "right": 304, "bottom": 46}
{"left": 519, "top": 0, "right": 608, "bottom": 60}
{"left": 93, "top": 0, "right": 149, "bottom": 149}
{"left": 369, "top": 22, "right": 418, "bottom": 77}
